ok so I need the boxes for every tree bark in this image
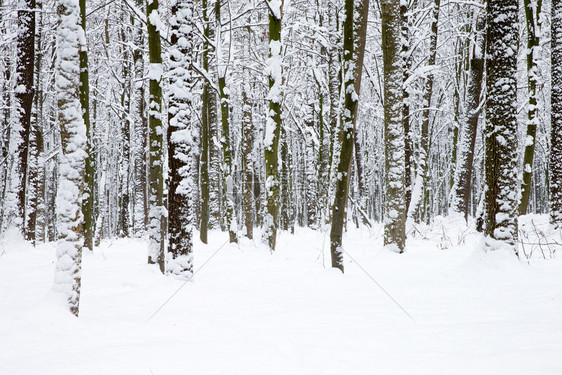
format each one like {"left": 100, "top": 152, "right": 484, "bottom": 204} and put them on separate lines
{"left": 216, "top": 0, "right": 237, "bottom": 243}
{"left": 551, "top": 0, "right": 562, "bottom": 228}
{"left": 15, "top": 0, "right": 36, "bottom": 236}
{"left": 146, "top": 0, "right": 165, "bottom": 271}
{"left": 329, "top": 0, "right": 369, "bottom": 271}
{"left": 167, "top": 0, "right": 194, "bottom": 278}
{"left": 199, "top": 0, "right": 212, "bottom": 244}
{"left": 382, "top": 0, "right": 406, "bottom": 252}
{"left": 54, "top": 0, "right": 87, "bottom": 316}
{"left": 264, "top": 0, "right": 284, "bottom": 251}
{"left": 408, "top": 0, "right": 440, "bottom": 224}
{"left": 520, "top": 0, "right": 543, "bottom": 215}
{"left": 79, "top": 0, "right": 94, "bottom": 250}
{"left": 450, "top": 15, "right": 485, "bottom": 220}
{"left": 484, "top": 0, "right": 519, "bottom": 253}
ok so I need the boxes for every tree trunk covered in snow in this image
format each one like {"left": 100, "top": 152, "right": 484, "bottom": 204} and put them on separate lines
{"left": 315, "top": 51, "right": 330, "bottom": 226}
{"left": 27, "top": 2, "right": 45, "bottom": 244}
{"left": 242, "top": 85, "right": 254, "bottom": 239}
{"left": 118, "top": 17, "right": 131, "bottom": 239}
{"left": 409, "top": 0, "right": 440, "bottom": 224}
{"left": 131, "top": 0, "right": 148, "bottom": 234}
{"left": 118, "top": 41, "right": 131, "bottom": 239}
{"left": 146, "top": 0, "right": 165, "bottom": 271}
{"left": 0, "top": 64, "right": 10, "bottom": 233}
{"left": 264, "top": 0, "right": 283, "bottom": 251}
{"left": 15, "top": 0, "right": 36, "bottom": 235}
{"left": 79, "top": 0, "right": 94, "bottom": 250}
{"left": 167, "top": 0, "right": 194, "bottom": 278}
{"left": 326, "top": 6, "right": 341, "bottom": 223}
{"left": 242, "top": 21, "right": 254, "bottom": 240}
{"left": 280, "top": 132, "right": 293, "bottom": 232}
{"left": 551, "top": 0, "right": 562, "bottom": 229}
{"left": 54, "top": 0, "right": 87, "bottom": 316}
{"left": 450, "top": 16, "right": 484, "bottom": 220}
{"left": 216, "top": 0, "right": 237, "bottom": 243}
{"left": 401, "top": 1, "right": 413, "bottom": 213}
{"left": 382, "top": 0, "right": 406, "bottom": 253}
{"left": 329, "top": 0, "right": 368, "bottom": 271}
{"left": 352, "top": 0, "right": 369, "bottom": 227}
{"left": 519, "top": 0, "right": 543, "bottom": 215}
{"left": 199, "top": 0, "right": 212, "bottom": 244}
{"left": 305, "top": 104, "right": 318, "bottom": 228}
{"left": 483, "top": 0, "right": 519, "bottom": 252}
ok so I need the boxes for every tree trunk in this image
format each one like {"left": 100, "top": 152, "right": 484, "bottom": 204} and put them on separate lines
{"left": 131, "top": 0, "right": 147, "bottom": 234}
{"left": 167, "top": 0, "right": 194, "bottom": 278}
{"left": 241, "top": 21, "right": 254, "bottom": 239}
{"left": 79, "top": 0, "right": 94, "bottom": 250}
{"left": 216, "top": 0, "right": 237, "bottom": 243}
{"left": 15, "top": 0, "right": 36, "bottom": 236}
{"left": 146, "top": 0, "right": 165, "bottom": 271}
{"left": 484, "top": 0, "right": 519, "bottom": 253}
{"left": 199, "top": 0, "right": 212, "bottom": 244}
{"left": 382, "top": 0, "right": 406, "bottom": 252}
{"left": 401, "top": 0, "right": 413, "bottom": 215}
{"left": 408, "top": 0, "right": 440, "bottom": 223}
{"left": 520, "top": 0, "right": 543, "bottom": 215}
{"left": 329, "top": 0, "right": 369, "bottom": 271}
{"left": 28, "top": 2, "right": 45, "bottom": 244}
{"left": 450, "top": 15, "right": 485, "bottom": 220}
{"left": 264, "top": 0, "right": 284, "bottom": 251}
{"left": 118, "top": 23, "right": 131, "bottom": 238}
{"left": 551, "top": 0, "right": 562, "bottom": 228}
{"left": 54, "top": 0, "right": 87, "bottom": 316}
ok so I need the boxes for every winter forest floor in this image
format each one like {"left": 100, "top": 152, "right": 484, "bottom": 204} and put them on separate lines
{"left": 1, "top": 215, "right": 562, "bottom": 375}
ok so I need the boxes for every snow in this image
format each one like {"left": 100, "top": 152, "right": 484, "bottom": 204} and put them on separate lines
{"left": 268, "top": 0, "right": 283, "bottom": 20}
{"left": 148, "top": 10, "right": 165, "bottom": 33}
{"left": 148, "top": 63, "right": 163, "bottom": 82}
{"left": 2, "top": 218, "right": 562, "bottom": 374}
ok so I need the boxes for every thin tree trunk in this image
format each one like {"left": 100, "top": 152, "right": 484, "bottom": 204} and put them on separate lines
{"left": 28, "top": 2, "right": 45, "bottom": 244}
{"left": 329, "top": 0, "right": 369, "bottom": 271}
{"left": 382, "top": 0, "right": 406, "bottom": 252}
{"left": 264, "top": 0, "right": 284, "bottom": 251}
{"left": 550, "top": 0, "right": 562, "bottom": 228}
{"left": 401, "top": 1, "right": 413, "bottom": 213}
{"left": 146, "top": 0, "right": 165, "bottom": 271}
{"left": 79, "top": 0, "right": 94, "bottom": 250}
{"left": 241, "top": 21, "right": 254, "bottom": 239}
{"left": 130, "top": 0, "right": 147, "bottom": 234}
{"left": 199, "top": 0, "right": 212, "bottom": 244}
{"left": 216, "top": 0, "right": 237, "bottom": 243}
{"left": 409, "top": 0, "right": 440, "bottom": 223}
{"left": 15, "top": 0, "right": 36, "bottom": 236}
{"left": 450, "top": 16, "right": 485, "bottom": 220}
{"left": 520, "top": 0, "right": 543, "bottom": 215}
{"left": 118, "top": 23, "right": 131, "bottom": 238}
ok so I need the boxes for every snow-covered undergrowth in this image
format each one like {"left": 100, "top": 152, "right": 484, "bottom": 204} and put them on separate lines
{"left": 1, "top": 216, "right": 562, "bottom": 374}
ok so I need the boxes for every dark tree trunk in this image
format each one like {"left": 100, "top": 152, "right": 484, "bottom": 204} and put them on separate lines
{"left": 484, "top": 0, "right": 519, "bottom": 252}
{"left": 146, "top": 0, "right": 165, "bottom": 271}
{"left": 520, "top": 0, "right": 543, "bottom": 215}
{"left": 329, "top": 0, "right": 369, "bottom": 271}
{"left": 15, "top": 0, "right": 36, "bottom": 236}
{"left": 551, "top": 0, "right": 562, "bottom": 228}
{"left": 382, "top": 0, "right": 406, "bottom": 252}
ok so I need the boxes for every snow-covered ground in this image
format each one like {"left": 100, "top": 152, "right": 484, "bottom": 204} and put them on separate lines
{"left": 1, "top": 216, "right": 562, "bottom": 374}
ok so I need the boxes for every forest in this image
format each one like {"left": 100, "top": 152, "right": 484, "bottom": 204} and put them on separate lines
{"left": 1, "top": 0, "right": 562, "bottom": 320}
{"left": 2, "top": 0, "right": 562, "bottom": 373}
